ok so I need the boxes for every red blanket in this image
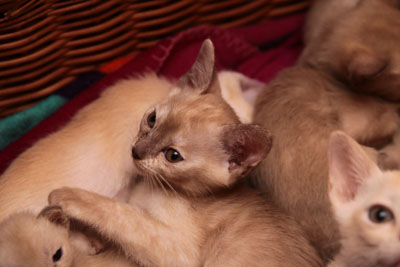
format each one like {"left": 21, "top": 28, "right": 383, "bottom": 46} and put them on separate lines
{"left": 0, "top": 14, "right": 305, "bottom": 174}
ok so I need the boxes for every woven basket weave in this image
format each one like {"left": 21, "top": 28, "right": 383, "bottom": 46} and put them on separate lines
{"left": 0, "top": 0, "right": 310, "bottom": 118}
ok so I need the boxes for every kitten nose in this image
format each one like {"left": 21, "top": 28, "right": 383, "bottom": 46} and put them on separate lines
{"left": 132, "top": 146, "right": 142, "bottom": 160}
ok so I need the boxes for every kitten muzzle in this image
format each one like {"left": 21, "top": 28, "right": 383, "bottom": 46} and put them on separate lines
{"left": 132, "top": 146, "right": 142, "bottom": 160}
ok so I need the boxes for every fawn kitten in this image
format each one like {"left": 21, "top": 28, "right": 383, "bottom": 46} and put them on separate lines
{"left": 301, "top": 0, "right": 400, "bottom": 100}
{"left": 252, "top": 66, "right": 399, "bottom": 262}
{"left": 0, "top": 43, "right": 253, "bottom": 222}
{"left": 0, "top": 206, "right": 133, "bottom": 267}
{"left": 328, "top": 131, "right": 400, "bottom": 267}
{"left": 48, "top": 40, "right": 322, "bottom": 267}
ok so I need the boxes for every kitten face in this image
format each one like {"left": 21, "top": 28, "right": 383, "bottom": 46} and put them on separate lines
{"left": 133, "top": 90, "right": 239, "bottom": 195}
{"left": 341, "top": 173, "right": 400, "bottom": 265}
{"left": 131, "top": 40, "right": 271, "bottom": 196}
{"left": 0, "top": 212, "right": 73, "bottom": 267}
{"left": 329, "top": 131, "right": 400, "bottom": 266}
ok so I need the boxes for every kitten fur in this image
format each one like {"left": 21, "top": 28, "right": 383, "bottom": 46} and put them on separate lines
{"left": 252, "top": 66, "right": 399, "bottom": 262}
{"left": 0, "top": 74, "right": 171, "bottom": 221}
{"left": 0, "top": 207, "right": 134, "bottom": 267}
{"left": 328, "top": 131, "right": 400, "bottom": 267}
{"left": 378, "top": 130, "right": 400, "bottom": 170}
{"left": 304, "top": 0, "right": 360, "bottom": 45}
{"left": 0, "top": 52, "right": 252, "bottom": 222}
{"left": 301, "top": 0, "right": 400, "bottom": 100}
{"left": 48, "top": 40, "right": 323, "bottom": 267}
{"left": 218, "top": 70, "right": 265, "bottom": 124}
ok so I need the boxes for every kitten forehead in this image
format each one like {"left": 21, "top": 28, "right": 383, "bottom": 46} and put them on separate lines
{"left": 361, "top": 170, "right": 400, "bottom": 199}
{"left": 167, "top": 93, "right": 239, "bottom": 124}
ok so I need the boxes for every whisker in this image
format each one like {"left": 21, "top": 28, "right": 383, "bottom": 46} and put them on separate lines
{"left": 144, "top": 166, "right": 168, "bottom": 195}
{"left": 145, "top": 173, "right": 155, "bottom": 195}
{"left": 157, "top": 173, "right": 179, "bottom": 197}
{"left": 154, "top": 174, "right": 168, "bottom": 195}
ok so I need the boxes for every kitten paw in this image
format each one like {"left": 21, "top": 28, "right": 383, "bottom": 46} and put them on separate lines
{"left": 48, "top": 187, "right": 92, "bottom": 218}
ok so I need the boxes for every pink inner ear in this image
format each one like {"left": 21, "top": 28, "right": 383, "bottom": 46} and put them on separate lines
{"left": 329, "top": 131, "right": 380, "bottom": 202}
{"left": 222, "top": 124, "right": 272, "bottom": 172}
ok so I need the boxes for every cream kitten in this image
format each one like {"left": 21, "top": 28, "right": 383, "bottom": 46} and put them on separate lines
{"left": 0, "top": 45, "right": 253, "bottom": 222}
{"left": 328, "top": 131, "right": 400, "bottom": 267}
{"left": 0, "top": 206, "right": 134, "bottom": 267}
{"left": 0, "top": 74, "right": 171, "bottom": 221}
{"left": 218, "top": 70, "right": 264, "bottom": 124}
{"left": 47, "top": 40, "right": 323, "bottom": 267}
{"left": 301, "top": 0, "right": 400, "bottom": 101}
{"left": 252, "top": 66, "right": 399, "bottom": 262}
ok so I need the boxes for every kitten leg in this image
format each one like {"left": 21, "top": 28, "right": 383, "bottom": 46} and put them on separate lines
{"left": 49, "top": 187, "right": 201, "bottom": 267}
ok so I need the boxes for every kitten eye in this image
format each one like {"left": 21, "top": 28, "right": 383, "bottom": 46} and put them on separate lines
{"left": 165, "top": 148, "right": 184, "bottom": 163}
{"left": 368, "top": 205, "right": 394, "bottom": 223}
{"left": 147, "top": 111, "right": 156, "bottom": 129}
{"left": 52, "top": 247, "right": 63, "bottom": 262}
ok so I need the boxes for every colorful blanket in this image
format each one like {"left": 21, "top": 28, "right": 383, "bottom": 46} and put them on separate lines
{"left": 0, "top": 14, "right": 305, "bottom": 175}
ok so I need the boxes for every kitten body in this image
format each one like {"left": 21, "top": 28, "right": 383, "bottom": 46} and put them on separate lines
{"left": 0, "top": 65, "right": 253, "bottom": 222}
{"left": 0, "top": 208, "right": 134, "bottom": 267}
{"left": 48, "top": 40, "right": 323, "bottom": 267}
{"left": 252, "top": 66, "right": 399, "bottom": 262}
{"left": 301, "top": 0, "right": 400, "bottom": 100}
{"left": 328, "top": 131, "right": 400, "bottom": 267}
{"left": 0, "top": 75, "right": 171, "bottom": 221}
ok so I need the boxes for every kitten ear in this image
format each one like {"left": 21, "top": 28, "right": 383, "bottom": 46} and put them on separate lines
{"left": 177, "top": 39, "right": 221, "bottom": 96}
{"left": 38, "top": 205, "right": 70, "bottom": 229}
{"left": 328, "top": 131, "right": 382, "bottom": 204}
{"left": 221, "top": 124, "right": 272, "bottom": 182}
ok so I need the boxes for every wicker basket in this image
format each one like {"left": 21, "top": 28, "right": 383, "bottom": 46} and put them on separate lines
{"left": 0, "top": 0, "right": 310, "bottom": 118}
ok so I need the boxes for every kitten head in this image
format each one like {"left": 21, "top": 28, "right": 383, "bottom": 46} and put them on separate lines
{"left": 131, "top": 39, "right": 272, "bottom": 196}
{"left": 328, "top": 131, "right": 400, "bottom": 266}
{"left": 305, "top": 0, "right": 400, "bottom": 101}
{"left": 0, "top": 206, "right": 73, "bottom": 267}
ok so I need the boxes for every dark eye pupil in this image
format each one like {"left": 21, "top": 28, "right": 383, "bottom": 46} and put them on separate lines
{"left": 165, "top": 148, "right": 183, "bottom": 163}
{"left": 147, "top": 111, "right": 156, "bottom": 128}
{"left": 376, "top": 210, "right": 388, "bottom": 221}
{"left": 369, "top": 205, "right": 394, "bottom": 223}
{"left": 52, "top": 247, "right": 63, "bottom": 262}
{"left": 171, "top": 151, "right": 179, "bottom": 160}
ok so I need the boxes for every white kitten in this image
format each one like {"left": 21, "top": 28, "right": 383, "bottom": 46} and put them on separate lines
{"left": 328, "top": 131, "right": 400, "bottom": 267}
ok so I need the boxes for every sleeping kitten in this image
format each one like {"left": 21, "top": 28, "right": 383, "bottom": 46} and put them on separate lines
{"left": 328, "top": 131, "right": 400, "bottom": 267}
{"left": 301, "top": 0, "right": 400, "bottom": 101}
{"left": 0, "top": 45, "right": 253, "bottom": 222}
{"left": 252, "top": 65, "right": 399, "bottom": 262}
{"left": 0, "top": 206, "right": 133, "bottom": 267}
{"left": 47, "top": 40, "right": 323, "bottom": 267}
{"left": 304, "top": 0, "right": 360, "bottom": 45}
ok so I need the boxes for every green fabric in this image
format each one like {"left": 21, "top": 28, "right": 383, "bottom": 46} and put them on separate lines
{"left": 0, "top": 95, "right": 67, "bottom": 150}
